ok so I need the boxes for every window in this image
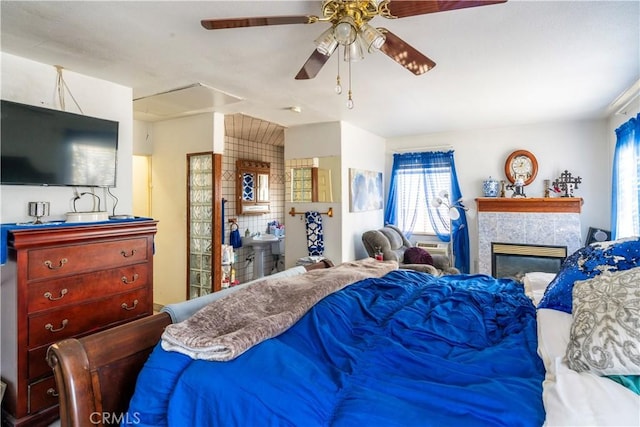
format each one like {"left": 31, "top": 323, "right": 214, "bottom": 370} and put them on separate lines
{"left": 395, "top": 168, "right": 451, "bottom": 234}
{"left": 384, "top": 150, "right": 470, "bottom": 273}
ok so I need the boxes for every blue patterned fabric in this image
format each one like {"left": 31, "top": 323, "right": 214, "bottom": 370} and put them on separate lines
{"left": 241, "top": 173, "right": 254, "bottom": 200}
{"left": 538, "top": 236, "right": 640, "bottom": 313}
{"left": 305, "top": 211, "right": 324, "bottom": 256}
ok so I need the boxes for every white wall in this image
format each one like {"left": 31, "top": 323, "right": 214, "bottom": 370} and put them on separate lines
{"left": 133, "top": 120, "right": 154, "bottom": 156}
{"left": 284, "top": 122, "right": 343, "bottom": 266}
{"left": 284, "top": 121, "right": 385, "bottom": 265}
{"left": 340, "top": 121, "right": 386, "bottom": 261}
{"left": 150, "top": 113, "right": 221, "bottom": 305}
{"left": 0, "top": 53, "right": 134, "bottom": 223}
{"left": 386, "top": 118, "right": 611, "bottom": 273}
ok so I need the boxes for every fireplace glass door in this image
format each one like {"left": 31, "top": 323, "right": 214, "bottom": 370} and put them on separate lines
{"left": 491, "top": 243, "right": 567, "bottom": 279}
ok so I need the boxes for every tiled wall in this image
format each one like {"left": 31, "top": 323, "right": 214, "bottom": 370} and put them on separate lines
{"left": 223, "top": 136, "right": 285, "bottom": 283}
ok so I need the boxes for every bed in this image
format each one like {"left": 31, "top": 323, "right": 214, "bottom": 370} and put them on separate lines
{"left": 47, "top": 240, "right": 640, "bottom": 427}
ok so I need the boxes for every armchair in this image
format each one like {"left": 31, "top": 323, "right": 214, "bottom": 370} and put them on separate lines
{"left": 362, "top": 225, "right": 459, "bottom": 275}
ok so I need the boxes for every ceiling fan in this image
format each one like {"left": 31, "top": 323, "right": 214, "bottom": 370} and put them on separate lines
{"left": 201, "top": 1, "right": 507, "bottom": 81}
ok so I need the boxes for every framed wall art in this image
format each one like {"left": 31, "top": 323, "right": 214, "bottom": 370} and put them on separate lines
{"left": 349, "top": 168, "right": 383, "bottom": 212}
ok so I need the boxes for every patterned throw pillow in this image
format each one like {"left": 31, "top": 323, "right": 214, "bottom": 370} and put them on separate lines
{"left": 403, "top": 247, "right": 434, "bottom": 266}
{"left": 538, "top": 236, "right": 640, "bottom": 313}
{"left": 565, "top": 267, "right": 640, "bottom": 376}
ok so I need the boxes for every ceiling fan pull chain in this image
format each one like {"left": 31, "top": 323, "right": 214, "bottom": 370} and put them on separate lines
{"left": 335, "top": 47, "right": 342, "bottom": 95}
{"left": 347, "top": 59, "right": 354, "bottom": 109}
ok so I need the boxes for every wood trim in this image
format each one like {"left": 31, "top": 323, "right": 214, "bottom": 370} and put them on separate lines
{"left": 212, "top": 154, "right": 222, "bottom": 292}
{"left": 311, "top": 167, "right": 319, "bottom": 203}
{"left": 475, "top": 197, "right": 583, "bottom": 213}
{"left": 8, "top": 220, "right": 158, "bottom": 250}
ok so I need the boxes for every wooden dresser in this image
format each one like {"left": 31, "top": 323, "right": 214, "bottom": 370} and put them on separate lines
{"left": 1, "top": 220, "right": 157, "bottom": 427}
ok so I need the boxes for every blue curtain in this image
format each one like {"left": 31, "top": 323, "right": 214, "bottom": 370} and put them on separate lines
{"left": 611, "top": 113, "right": 640, "bottom": 238}
{"left": 384, "top": 151, "right": 470, "bottom": 273}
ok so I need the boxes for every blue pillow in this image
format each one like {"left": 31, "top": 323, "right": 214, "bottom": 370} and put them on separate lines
{"left": 538, "top": 236, "right": 640, "bottom": 313}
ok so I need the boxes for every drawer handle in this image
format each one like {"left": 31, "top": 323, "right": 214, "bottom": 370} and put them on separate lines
{"left": 121, "top": 299, "right": 139, "bottom": 311}
{"left": 121, "top": 273, "right": 139, "bottom": 284}
{"left": 120, "top": 249, "right": 137, "bottom": 258}
{"left": 47, "top": 388, "right": 59, "bottom": 397}
{"left": 44, "top": 258, "right": 68, "bottom": 270}
{"left": 44, "top": 288, "right": 68, "bottom": 301}
{"left": 45, "top": 319, "right": 68, "bottom": 333}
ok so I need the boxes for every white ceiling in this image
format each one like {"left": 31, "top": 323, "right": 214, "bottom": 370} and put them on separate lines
{"left": 1, "top": 1, "right": 638, "bottom": 138}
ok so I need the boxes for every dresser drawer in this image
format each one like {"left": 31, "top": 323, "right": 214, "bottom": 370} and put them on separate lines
{"left": 27, "top": 237, "right": 150, "bottom": 280}
{"left": 28, "top": 288, "right": 150, "bottom": 348}
{"left": 28, "top": 344, "right": 52, "bottom": 380}
{"left": 28, "top": 264, "right": 149, "bottom": 313}
{"left": 28, "top": 376, "right": 58, "bottom": 414}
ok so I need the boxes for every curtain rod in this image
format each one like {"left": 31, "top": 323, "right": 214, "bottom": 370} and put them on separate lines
{"left": 609, "top": 79, "right": 640, "bottom": 116}
{"left": 391, "top": 145, "right": 453, "bottom": 153}
{"left": 615, "top": 91, "right": 640, "bottom": 116}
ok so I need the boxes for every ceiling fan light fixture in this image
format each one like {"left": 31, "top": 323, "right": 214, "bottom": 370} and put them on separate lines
{"left": 333, "top": 16, "right": 357, "bottom": 45}
{"left": 344, "top": 38, "right": 365, "bottom": 62}
{"left": 359, "top": 23, "right": 386, "bottom": 52}
{"left": 314, "top": 27, "right": 339, "bottom": 56}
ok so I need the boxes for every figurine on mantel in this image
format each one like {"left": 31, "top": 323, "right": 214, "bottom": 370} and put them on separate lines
{"left": 553, "top": 170, "right": 582, "bottom": 197}
{"left": 506, "top": 177, "right": 527, "bottom": 198}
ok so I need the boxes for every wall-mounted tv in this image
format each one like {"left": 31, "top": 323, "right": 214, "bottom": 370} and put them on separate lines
{"left": 1, "top": 99, "right": 119, "bottom": 187}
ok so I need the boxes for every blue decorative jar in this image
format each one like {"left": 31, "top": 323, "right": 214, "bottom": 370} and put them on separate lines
{"left": 482, "top": 177, "right": 499, "bottom": 197}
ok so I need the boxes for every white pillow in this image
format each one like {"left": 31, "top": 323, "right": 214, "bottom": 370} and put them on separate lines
{"left": 523, "top": 272, "right": 556, "bottom": 306}
{"left": 565, "top": 267, "right": 640, "bottom": 376}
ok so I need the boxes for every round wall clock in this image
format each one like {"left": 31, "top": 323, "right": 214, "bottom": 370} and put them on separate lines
{"left": 504, "top": 150, "right": 538, "bottom": 186}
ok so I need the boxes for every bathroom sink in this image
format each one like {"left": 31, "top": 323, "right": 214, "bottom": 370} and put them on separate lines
{"left": 243, "top": 234, "right": 285, "bottom": 279}
{"left": 242, "top": 234, "right": 278, "bottom": 246}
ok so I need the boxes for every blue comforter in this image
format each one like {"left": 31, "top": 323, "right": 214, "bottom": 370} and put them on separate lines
{"left": 124, "top": 270, "right": 544, "bottom": 426}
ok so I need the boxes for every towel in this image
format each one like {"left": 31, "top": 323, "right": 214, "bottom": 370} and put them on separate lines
{"left": 230, "top": 224, "right": 242, "bottom": 249}
{"left": 305, "top": 211, "right": 324, "bottom": 256}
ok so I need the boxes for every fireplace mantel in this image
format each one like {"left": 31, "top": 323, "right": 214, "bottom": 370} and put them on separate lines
{"left": 475, "top": 197, "right": 583, "bottom": 214}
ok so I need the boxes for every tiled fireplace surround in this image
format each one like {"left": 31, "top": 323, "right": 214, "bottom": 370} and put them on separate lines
{"left": 476, "top": 198, "right": 583, "bottom": 275}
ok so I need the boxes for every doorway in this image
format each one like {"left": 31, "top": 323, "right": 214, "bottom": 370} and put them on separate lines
{"left": 132, "top": 155, "right": 152, "bottom": 217}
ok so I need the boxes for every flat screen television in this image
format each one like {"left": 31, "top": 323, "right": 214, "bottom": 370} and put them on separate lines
{"left": 1, "top": 99, "right": 119, "bottom": 187}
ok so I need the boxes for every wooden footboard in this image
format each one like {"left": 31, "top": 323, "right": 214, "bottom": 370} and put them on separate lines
{"left": 46, "top": 313, "right": 172, "bottom": 427}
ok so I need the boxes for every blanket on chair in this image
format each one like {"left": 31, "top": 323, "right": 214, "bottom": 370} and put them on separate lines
{"left": 161, "top": 258, "right": 397, "bottom": 361}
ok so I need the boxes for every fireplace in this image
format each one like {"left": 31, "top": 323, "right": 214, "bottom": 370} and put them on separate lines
{"left": 476, "top": 197, "right": 582, "bottom": 275}
{"left": 491, "top": 242, "right": 567, "bottom": 278}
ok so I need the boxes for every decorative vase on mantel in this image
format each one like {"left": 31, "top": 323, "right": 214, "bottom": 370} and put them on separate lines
{"left": 482, "top": 176, "right": 499, "bottom": 198}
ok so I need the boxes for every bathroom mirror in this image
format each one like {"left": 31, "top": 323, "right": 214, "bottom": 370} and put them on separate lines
{"left": 236, "top": 159, "right": 270, "bottom": 215}
{"left": 287, "top": 156, "right": 341, "bottom": 203}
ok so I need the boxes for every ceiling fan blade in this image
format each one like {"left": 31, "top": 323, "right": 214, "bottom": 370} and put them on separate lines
{"left": 381, "top": 0, "right": 507, "bottom": 19}
{"left": 378, "top": 28, "right": 436, "bottom": 75}
{"left": 295, "top": 50, "right": 332, "bottom": 80}
{"left": 201, "top": 15, "right": 315, "bottom": 30}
